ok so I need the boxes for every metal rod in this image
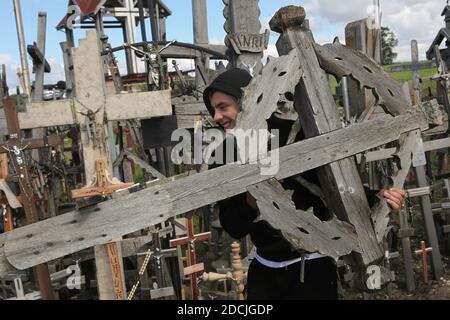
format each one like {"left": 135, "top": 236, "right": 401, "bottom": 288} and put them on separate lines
{"left": 137, "top": 0, "right": 152, "bottom": 91}
{"left": 342, "top": 76, "right": 351, "bottom": 124}
{"left": 12, "top": 0, "right": 31, "bottom": 99}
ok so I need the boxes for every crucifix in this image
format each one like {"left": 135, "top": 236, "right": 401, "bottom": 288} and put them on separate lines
{"left": 147, "top": 228, "right": 177, "bottom": 300}
{"left": 106, "top": 0, "right": 148, "bottom": 74}
{"left": 415, "top": 240, "right": 433, "bottom": 284}
{"left": 0, "top": 8, "right": 443, "bottom": 303}
{"left": 169, "top": 212, "right": 211, "bottom": 300}
{"left": 14, "top": 29, "right": 172, "bottom": 299}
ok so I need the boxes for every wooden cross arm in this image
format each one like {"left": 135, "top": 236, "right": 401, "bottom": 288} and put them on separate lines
{"left": 184, "top": 263, "right": 204, "bottom": 276}
{"left": 169, "top": 231, "right": 212, "bottom": 247}
{"left": 18, "top": 90, "right": 172, "bottom": 130}
{"left": 415, "top": 248, "right": 433, "bottom": 255}
{"left": 18, "top": 100, "right": 76, "bottom": 130}
{"left": 0, "top": 104, "right": 436, "bottom": 272}
{"left": 104, "top": 90, "right": 172, "bottom": 121}
{"left": 0, "top": 135, "right": 63, "bottom": 154}
{"left": 27, "top": 44, "right": 51, "bottom": 73}
{"left": 71, "top": 183, "right": 135, "bottom": 199}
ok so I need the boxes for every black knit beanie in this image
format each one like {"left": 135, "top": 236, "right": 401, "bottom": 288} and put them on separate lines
{"left": 203, "top": 68, "right": 252, "bottom": 117}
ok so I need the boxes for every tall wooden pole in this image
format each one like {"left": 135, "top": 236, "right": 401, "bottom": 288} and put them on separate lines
{"left": 12, "top": 0, "right": 31, "bottom": 98}
{"left": 192, "top": 0, "right": 209, "bottom": 88}
{"left": 3, "top": 98, "right": 55, "bottom": 300}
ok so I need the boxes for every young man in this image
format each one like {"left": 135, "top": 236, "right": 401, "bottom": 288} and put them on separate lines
{"left": 203, "top": 68, "right": 406, "bottom": 300}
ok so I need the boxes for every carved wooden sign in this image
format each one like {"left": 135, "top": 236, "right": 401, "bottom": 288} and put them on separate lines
{"left": 226, "top": 30, "right": 270, "bottom": 54}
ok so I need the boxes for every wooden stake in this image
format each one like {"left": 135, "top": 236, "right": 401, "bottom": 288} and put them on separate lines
{"left": 415, "top": 240, "right": 433, "bottom": 284}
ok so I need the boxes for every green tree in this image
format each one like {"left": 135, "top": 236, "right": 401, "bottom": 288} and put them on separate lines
{"left": 381, "top": 26, "right": 398, "bottom": 65}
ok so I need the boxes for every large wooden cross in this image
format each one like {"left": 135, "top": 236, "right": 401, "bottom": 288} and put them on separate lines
{"left": 170, "top": 213, "right": 211, "bottom": 300}
{"left": 0, "top": 8, "right": 442, "bottom": 292}
{"left": 15, "top": 29, "right": 172, "bottom": 299}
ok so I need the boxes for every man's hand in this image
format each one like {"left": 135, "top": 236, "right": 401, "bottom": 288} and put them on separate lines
{"left": 379, "top": 188, "right": 406, "bottom": 211}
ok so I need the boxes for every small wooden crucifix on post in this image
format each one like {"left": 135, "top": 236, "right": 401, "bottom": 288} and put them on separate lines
{"left": 415, "top": 240, "right": 433, "bottom": 284}
{"left": 170, "top": 212, "right": 211, "bottom": 300}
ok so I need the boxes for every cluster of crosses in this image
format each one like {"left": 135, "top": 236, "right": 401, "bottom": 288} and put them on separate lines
{"left": 0, "top": 0, "right": 448, "bottom": 300}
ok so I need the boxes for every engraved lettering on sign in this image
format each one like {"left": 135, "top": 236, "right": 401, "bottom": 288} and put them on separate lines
{"left": 226, "top": 30, "right": 270, "bottom": 54}
{"left": 106, "top": 242, "right": 125, "bottom": 300}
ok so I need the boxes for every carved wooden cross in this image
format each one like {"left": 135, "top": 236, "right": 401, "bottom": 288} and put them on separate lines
{"left": 169, "top": 213, "right": 211, "bottom": 300}
{"left": 16, "top": 29, "right": 171, "bottom": 300}
{"left": 0, "top": 7, "right": 443, "bottom": 296}
{"left": 415, "top": 240, "right": 433, "bottom": 284}
{"left": 148, "top": 229, "right": 177, "bottom": 300}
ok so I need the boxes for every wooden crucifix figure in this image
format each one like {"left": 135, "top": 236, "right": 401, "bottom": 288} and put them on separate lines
{"left": 170, "top": 212, "right": 211, "bottom": 300}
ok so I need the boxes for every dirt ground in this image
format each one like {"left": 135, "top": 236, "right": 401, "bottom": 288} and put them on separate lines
{"left": 341, "top": 253, "right": 450, "bottom": 300}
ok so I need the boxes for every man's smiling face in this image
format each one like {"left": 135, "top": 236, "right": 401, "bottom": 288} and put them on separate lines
{"left": 210, "top": 91, "right": 241, "bottom": 130}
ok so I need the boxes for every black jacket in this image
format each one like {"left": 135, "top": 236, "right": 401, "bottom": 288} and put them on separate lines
{"left": 215, "top": 118, "right": 378, "bottom": 262}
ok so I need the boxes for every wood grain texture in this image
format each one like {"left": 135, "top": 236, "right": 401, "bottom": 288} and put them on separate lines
{"left": 247, "top": 179, "right": 361, "bottom": 260}
{"left": 274, "top": 22, "right": 382, "bottom": 265}
{"left": 314, "top": 40, "right": 411, "bottom": 116}
{"left": 0, "top": 106, "right": 429, "bottom": 272}
{"left": 18, "top": 100, "right": 76, "bottom": 129}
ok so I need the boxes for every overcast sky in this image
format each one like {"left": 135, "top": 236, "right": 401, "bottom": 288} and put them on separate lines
{"left": 0, "top": 0, "right": 446, "bottom": 92}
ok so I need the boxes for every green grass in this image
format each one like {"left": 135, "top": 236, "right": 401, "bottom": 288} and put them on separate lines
{"left": 385, "top": 63, "right": 437, "bottom": 97}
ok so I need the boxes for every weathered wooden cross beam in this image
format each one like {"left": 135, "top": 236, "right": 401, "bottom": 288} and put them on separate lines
{"left": 271, "top": 6, "right": 386, "bottom": 266}
{"left": 14, "top": 29, "right": 172, "bottom": 299}
{"left": 415, "top": 240, "right": 433, "bottom": 284}
{"left": 0, "top": 98, "right": 437, "bottom": 276}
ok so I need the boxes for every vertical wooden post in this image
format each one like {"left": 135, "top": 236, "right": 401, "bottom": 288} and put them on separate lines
{"left": 231, "top": 242, "right": 245, "bottom": 300}
{"left": 411, "top": 40, "right": 421, "bottom": 105}
{"left": 224, "top": 0, "right": 265, "bottom": 74}
{"left": 3, "top": 98, "right": 55, "bottom": 300}
{"left": 12, "top": 0, "right": 31, "bottom": 98}
{"left": 222, "top": 0, "right": 265, "bottom": 257}
{"left": 415, "top": 240, "right": 433, "bottom": 284}
{"left": 271, "top": 6, "right": 383, "bottom": 266}
{"left": 32, "top": 12, "right": 47, "bottom": 102}
{"left": 0, "top": 154, "right": 14, "bottom": 232}
{"left": 192, "top": 0, "right": 209, "bottom": 88}
{"left": 414, "top": 165, "right": 444, "bottom": 279}
{"left": 398, "top": 207, "right": 415, "bottom": 292}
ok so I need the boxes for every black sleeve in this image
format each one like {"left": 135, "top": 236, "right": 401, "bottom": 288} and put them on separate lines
{"left": 364, "top": 187, "right": 380, "bottom": 207}
{"left": 218, "top": 193, "right": 258, "bottom": 240}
